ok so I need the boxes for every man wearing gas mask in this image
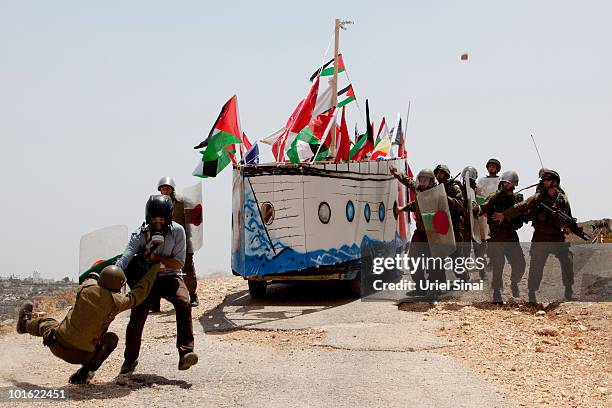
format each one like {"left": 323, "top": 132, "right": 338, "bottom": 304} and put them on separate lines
{"left": 154, "top": 177, "right": 199, "bottom": 309}
{"left": 115, "top": 195, "right": 198, "bottom": 373}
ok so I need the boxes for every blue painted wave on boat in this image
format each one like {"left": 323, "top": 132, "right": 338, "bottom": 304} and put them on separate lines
{"left": 232, "top": 177, "right": 407, "bottom": 278}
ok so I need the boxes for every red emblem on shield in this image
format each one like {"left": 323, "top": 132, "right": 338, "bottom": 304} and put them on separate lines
{"left": 432, "top": 210, "right": 450, "bottom": 235}
{"left": 191, "top": 204, "right": 203, "bottom": 226}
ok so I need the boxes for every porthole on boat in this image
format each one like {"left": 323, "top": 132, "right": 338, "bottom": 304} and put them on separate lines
{"left": 261, "top": 202, "right": 275, "bottom": 225}
{"left": 318, "top": 202, "right": 331, "bottom": 224}
{"left": 393, "top": 201, "right": 398, "bottom": 220}
{"left": 379, "top": 202, "right": 385, "bottom": 221}
{"left": 346, "top": 200, "right": 355, "bottom": 222}
{"left": 364, "top": 203, "right": 371, "bottom": 223}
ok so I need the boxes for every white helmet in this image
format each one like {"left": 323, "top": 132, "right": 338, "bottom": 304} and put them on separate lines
{"left": 500, "top": 170, "right": 519, "bottom": 187}
{"left": 157, "top": 177, "right": 176, "bottom": 191}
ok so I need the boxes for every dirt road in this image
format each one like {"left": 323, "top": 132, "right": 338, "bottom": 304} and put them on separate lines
{"left": 0, "top": 277, "right": 512, "bottom": 407}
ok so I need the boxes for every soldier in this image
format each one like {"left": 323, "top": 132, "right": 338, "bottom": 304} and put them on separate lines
{"left": 473, "top": 170, "right": 526, "bottom": 304}
{"left": 460, "top": 166, "right": 485, "bottom": 277}
{"left": 117, "top": 195, "right": 198, "bottom": 373}
{"left": 16, "top": 264, "right": 159, "bottom": 384}
{"left": 486, "top": 158, "right": 501, "bottom": 178}
{"left": 492, "top": 170, "right": 574, "bottom": 303}
{"left": 390, "top": 166, "right": 445, "bottom": 294}
{"left": 157, "top": 177, "right": 199, "bottom": 308}
{"left": 434, "top": 164, "right": 467, "bottom": 281}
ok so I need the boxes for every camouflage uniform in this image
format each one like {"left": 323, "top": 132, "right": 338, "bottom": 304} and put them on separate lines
{"left": 441, "top": 179, "right": 467, "bottom": 280}
{"left": 504, "top": 191, "right": 573, "bottom": 296}
{"left": 476, "top": 190, "right": 526, "bottom": 292}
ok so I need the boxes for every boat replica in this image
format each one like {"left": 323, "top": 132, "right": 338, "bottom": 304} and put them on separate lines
{"left": 222, "top": 20, "right": 411, "bottom": 297}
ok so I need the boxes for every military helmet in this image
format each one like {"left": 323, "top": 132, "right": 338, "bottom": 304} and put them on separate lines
{"left": 416, "top": 169, "right": 435, "bottom": 188}
{"left": 486, "top": 158, "right": 501, "bottom": 172}
{"left": 98, "top": 265, "right": 126, "bottom": 292}
{"left": 461, "top": 166, "right": 478, "bottom": 182}
{"left": 145, "top": 195, "right": 174, "bottom": 225}
{"left": 433, "top": 164, "right": 451, "bottom": 179}
{"left": 157, "top": 177, "right": 176, "bottom": 192}
{"left": 541, "top": 169, "right": 560, "bottom": 184}
{"left": 500, "top": 170, "right": 519, "bottom": 187}
{"left": 538, "top": 167, "right": 549, "bottom": 178}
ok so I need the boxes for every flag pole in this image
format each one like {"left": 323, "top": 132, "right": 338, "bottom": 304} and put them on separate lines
{"left": 330, "top": 18, "right": 340, "bottom": 158}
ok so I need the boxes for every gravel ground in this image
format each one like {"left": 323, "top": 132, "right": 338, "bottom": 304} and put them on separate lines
{"left": 400, "top": 300, "right": 612, "bottom": 408}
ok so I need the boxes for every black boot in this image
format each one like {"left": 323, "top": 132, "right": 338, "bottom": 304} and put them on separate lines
{"left": 120, "top": 359, "right": 138, "bottom": 374}
{"left": 492, "top": 290, "right": 503, "bottom": 305}
{"left": 564, "top": 286, "right": 573, "bottom": 301}
{"left": 528, "top": 290, "right": 537, "bottom": 304}
{"left": 16, "top": 301, "right": 34, "bottom": 334}
{"left": 69, "top": 367, "right": 94, "bottom": 384}
{"left": 178, "top": 352, "right": 198, "bottom": 371}
{"left": 510, "top": 282, "right": 520, "bottom": 298}
{"left": 190, "top": 293, "right": 199, "bottom": 307}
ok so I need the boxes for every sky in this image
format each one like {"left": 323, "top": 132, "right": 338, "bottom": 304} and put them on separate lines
{"left": 1, "top": 1, "right": 610, "bottom": 279}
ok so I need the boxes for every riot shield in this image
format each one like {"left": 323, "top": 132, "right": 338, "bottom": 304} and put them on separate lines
{"left": 183, "top": 182, "right": 204, "bottom": 252}
{"left": 79, "top": 225, "right": 129, "bottom": 282}
{"left": 465, "top": 183, "right": 482, "bottom": 243}
{"left": 476, "top": 177, "right": 500, "bottom": 204}
{"left": 476, "top": 177, "right": 500, "bottom": 241}
{"left": 416, "top": 184, "right": 456, "bottom": 258}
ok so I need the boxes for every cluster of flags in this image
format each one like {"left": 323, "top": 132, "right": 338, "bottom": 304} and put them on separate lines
{"left": 192, "top": 54, "right": 410, "bottom": 178}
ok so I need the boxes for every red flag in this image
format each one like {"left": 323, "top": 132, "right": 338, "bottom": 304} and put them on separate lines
{"left": 335, "top": 106, "right": 350, "bottom": 163}
{"left": 272, "top": 77, "right": 320, "bottom": 161}
{"left": 311, "top": 109, "right": 336, "bottom": 147}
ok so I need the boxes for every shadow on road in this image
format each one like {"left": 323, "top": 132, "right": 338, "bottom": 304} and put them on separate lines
{"left": 9, "top": 374, "right": 191, "bottom": 401}
{"left": 200, "top": 280, "right": 355, "bottom": 333}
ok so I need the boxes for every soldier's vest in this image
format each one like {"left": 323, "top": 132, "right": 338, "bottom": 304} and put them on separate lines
{"left": 486, "top": 191, "right": 524, "bottom": 233}
{"left": 443, "top": 180, "right": 464, "bottom": 219}
{"left": 532, "top": 191, "right": 570, "bottom": 234}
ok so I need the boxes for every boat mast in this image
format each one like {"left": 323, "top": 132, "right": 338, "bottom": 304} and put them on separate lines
{"left": 330, "top": 18, "right": 341, "bottom": 157}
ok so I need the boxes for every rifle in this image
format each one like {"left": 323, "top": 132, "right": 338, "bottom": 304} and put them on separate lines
{"left": 538, "top": 203, "right": 592, "bottom": 241}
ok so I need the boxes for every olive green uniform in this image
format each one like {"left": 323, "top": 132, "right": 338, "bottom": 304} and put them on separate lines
{"left": 503, "top": 191, "right": 573, "bottom": 293}
{"left": 26, "top": 266, "right": 158, "bottom": 370}
{"left": 476, "top": 190, "right": 526, "bottom": 291}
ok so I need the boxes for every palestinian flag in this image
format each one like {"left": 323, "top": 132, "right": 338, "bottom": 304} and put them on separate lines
{"left": 193, "top": 95, "right": 243, "bottom": 178}
{"left": 337, "top": 84, "right": 356, "bottom": 108}
{"left": 79, "top": 255, "right": 121, "bottom": 284}
{"left": 309, "top": 54, "right": 346, "bottom": 81}
{"left": 271, "top": 77, "right": 320, "bottom": 161}
{"left": 349, "top": 99, "right": 374, "bottom": 161}
{"left": 287, "top": 126, "right": 331, "bottom": 163}
{"left": 334, "top": 106, "right": 350, "bottom": 163}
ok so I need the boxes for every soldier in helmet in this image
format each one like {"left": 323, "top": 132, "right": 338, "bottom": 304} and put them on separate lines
{"left": 15, "top": 264, "right": 160, "bottom": 384}
{"left": 154, "top": 177, "right": 199, "bottom": 310}
{"left": 486, "top": 158, "right": 501, "bottom": 178}
{"left": 390, "top": 166, "right": 445, "bottom": 293}
{"left": 492, "top": 170, "right": 574, "bottom": 303}
{"left": 473, "top": 170, "right": 526, "bottom": 304}
{"left": 434, "top": 164, "right": 467, "bottom": 280}
{"left": 117, "top": 195, "right": 198, "bottom": 374}
{"left": 460, "top": 166, "right": 486, "bottom": 277}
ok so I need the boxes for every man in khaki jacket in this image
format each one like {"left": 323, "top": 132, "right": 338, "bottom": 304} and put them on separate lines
{"left": 16, "top": 264, "right": 161, "bottom": 384}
